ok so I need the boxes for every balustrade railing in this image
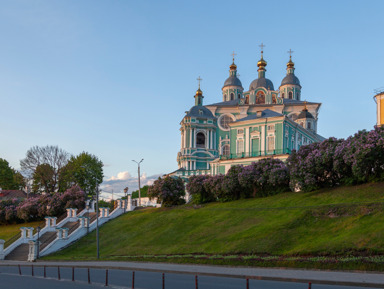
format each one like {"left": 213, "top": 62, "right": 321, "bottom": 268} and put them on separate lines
{"left": 220, "top": 148, "right": 292, "bottom": 160}
{"left": 4, "top": 232, "right": 21, "bottom": 249}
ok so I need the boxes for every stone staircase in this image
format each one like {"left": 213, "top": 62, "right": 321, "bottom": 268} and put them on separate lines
{"left": 4, "top": 243, "right": 29, "bottom": 261}
{"left": 0, "top": 198, "right": 134, "bottom": 262}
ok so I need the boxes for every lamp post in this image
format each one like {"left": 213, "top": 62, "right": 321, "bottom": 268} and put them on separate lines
{"left": 95, "top": 185, "right": 100, "bottom": 259}
{"left": 132, "top": 159, "right": 144, "bottom": 206}
{"left": 123, "top": 187, "right": 129, "bottom": 213}
{"left": 36, "top": 226, "right": 41, "bottom": 259}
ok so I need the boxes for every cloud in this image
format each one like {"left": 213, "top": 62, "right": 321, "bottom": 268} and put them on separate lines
{"left": 101, "top": 171, "right": 162, "bottom": 200}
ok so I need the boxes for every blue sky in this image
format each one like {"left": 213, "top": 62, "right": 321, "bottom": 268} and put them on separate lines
{"left": 1, "top": 0, "right": 383, "bottom": 198}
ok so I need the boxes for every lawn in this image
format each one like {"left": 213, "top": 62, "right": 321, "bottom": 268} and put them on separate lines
{"left": 0, "top": 221, "right": 43, "bottom": 241}
{"left": 43, "top": 182, "right": 384, "bottom": 269}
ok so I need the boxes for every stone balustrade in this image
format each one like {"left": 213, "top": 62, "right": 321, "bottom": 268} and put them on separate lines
{"left": 45, "top": 217, "right": 57, "bottom": 228}
{"left": 0, "top": 239, "right": 4, "bottom": 260}
{"left": 27, "top": 240, "right": 39, "bottom": 262}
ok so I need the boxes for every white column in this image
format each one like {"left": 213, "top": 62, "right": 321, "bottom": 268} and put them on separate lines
{"left": 45, "top": 217, "right": 51, "bottom": 228}
{"left": 104, "top": 208, "right": 110, "bottom": 217}
{"left": 79, "top": 217, "right": 85, "bottom": 228}
{"left": 189, "top": 128, "right": 192, "bottom": 148}
{"left": 27, "top": 228, "right": 34, "bottom": 239}
{"left": 51, "top": 217, "right": 57, "bottom": 227}
{"left": 62, "top": 228, "right": 69, "bottom": 239}
{"left": 193, "top": 129, "right": 196, "bottom": 148}
{"left": 245, "top": 127, "right": 250, "bottom": 154}
{"left": 28, "top": 240, "right": 38, "bottom": 262}
{"left": 66, "top": 208, "right": 72, "bottom": 218}
{"left": 73, "top": 208, "right": 78, "bottom": 217}
{"left": 20, "top": 227, "right": 27, "bottom": 239}
{"left": 127, "top": 195, "right": 132, "bottom": 211}
{"left": 99, "top": 208, "right": 104, "bottom": 218}
{"left": 56, "top": 229, "right": 63, "bottom": 239}
{"left": 0, "top": 239, "right": 4, "bottom": 260}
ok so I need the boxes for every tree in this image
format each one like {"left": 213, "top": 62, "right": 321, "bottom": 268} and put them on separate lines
{"left": 20, "top": 145, "right": 69, "bottom": 193}
{"left": 148, "top": 176, "right": 186, "bottom": 207}
{"left": 0, "top": 158, "right": 17, "bottom": 189}
{"left": 61, "top": 152, "right": 103, "bottom": 196}
{"left": 32, "top": 163, "right": 55, "bottom": 193}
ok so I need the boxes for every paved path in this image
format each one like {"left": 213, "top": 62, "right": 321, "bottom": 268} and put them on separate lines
{"left": 1, "top": 260, "right": 383, "bottom": 287}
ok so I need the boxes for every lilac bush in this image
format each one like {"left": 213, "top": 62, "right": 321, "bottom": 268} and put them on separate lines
{"left": 186, "top": 175, "right": 214, "bottom": 204}
{"left": 148, "top": 176, "right": 186, "bottom": 207}
{"left": 239, "top": 158, "right": 290, "bottom": 197}
{"left": 0, "top": 186, "right": 85, "bottom": 223}
{"left": 334, "top": 126, "right": 384, "bottom": 184}
{"left": 287, "top": 137, "right": 343, "bottom": 192}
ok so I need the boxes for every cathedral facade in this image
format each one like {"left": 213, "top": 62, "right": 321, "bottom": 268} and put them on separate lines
{"left": 173, "top": 50, "right": 325, "bottom": 179}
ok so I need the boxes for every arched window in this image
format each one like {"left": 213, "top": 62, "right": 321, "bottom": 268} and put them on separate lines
{"left": 196, "top": 132, "right": 205, "bottom": 148}
{"left": 230, "top": 93, "right": 234, "bottom": 100}
{"left": 282, "top": 93, "right": 285, "bottom": 98}
{"left": 245, "top": 95, "right": 249, "bottom": 104}
{"left": 238, "top": 93, "right": 241, "bottom": 99}
{"left": 307, "top": 122, "right": 311, "bottom": 129}
{"left": 288, "top": 91, "right": 293, "bottom": 99}
{"left": 218, "top": 114, "right": 234, "bottom": 131}
{"left": 272, "top": 95, "right": 277, "bottom": 104}
{"left": 256, "top": 91, "right": 265, "bottom": 104}
{"left": 222, "top": 144, "right": 230, "bottom": 156}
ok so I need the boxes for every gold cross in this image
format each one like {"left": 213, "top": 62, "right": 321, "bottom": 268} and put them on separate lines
{"left": 231, "top": 51, "right": 237, "bottom": 62}
{"left": 259, "top": 42, "right": 265, "bottom": 54}
{"left": 287, "top": 49, "right": 294, "bottom": 59}
{"left": 197, "top": 76, "right": 202, "bottom": 89}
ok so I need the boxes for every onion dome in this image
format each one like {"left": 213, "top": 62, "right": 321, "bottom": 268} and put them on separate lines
{"left": 249, "top": 78, "right": 274, "bottom": 90}
{"left": 249, "top": 55, "right": 274, "bottom": 90}
{"left": 280, "top": 55, "right": 301, "bottom": 88}
{"left": 186, "top": 106, "right": 215, "bottom": 119}
{"left": 297, "top": 106, "right": 314, "bottom": 119}
{"left": 223, "top": 61, "right": 243, "bottom": 88}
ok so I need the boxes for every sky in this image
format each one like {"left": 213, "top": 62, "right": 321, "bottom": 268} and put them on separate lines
{"left": 1, "top": 0, "right": 383, "bottom": 199}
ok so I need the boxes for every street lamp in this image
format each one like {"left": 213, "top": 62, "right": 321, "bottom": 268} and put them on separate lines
{"left": 132, "top": 159, "right": 144, "bottom": 206}
{"left": 95, "top": 184, "right": 100, "bottom": 259}
{"left": 123, "top": 187, "right": 129, "bottom": 213}
{"left": 36, "top": 226, "right": 41, "bottom": 259}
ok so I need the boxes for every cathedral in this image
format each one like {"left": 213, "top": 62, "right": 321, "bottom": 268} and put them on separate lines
{"left": 171, "top": 48, "right": 325, "bottom": 179}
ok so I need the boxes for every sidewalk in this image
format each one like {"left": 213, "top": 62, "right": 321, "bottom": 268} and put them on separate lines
{"left": 1, "top": 260, "right": 383, "bottom": 287}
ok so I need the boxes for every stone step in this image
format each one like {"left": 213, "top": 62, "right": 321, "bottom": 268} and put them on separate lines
{"left": 39, "top": 231, "right": 57, "bottom": 251}
{"left": 5, "top": 243, "right": 29, "bottom": 261}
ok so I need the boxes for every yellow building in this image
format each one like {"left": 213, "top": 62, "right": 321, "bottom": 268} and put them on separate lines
{"left": 375, "top": 89, "right": 384, "bottom": 127}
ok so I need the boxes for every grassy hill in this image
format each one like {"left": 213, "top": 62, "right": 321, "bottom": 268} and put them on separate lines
{"left": 0, "top": 221, "right": 42, "bottom": 241}
{"left": 44, "top": 182, "right": 384, "bottom": 270}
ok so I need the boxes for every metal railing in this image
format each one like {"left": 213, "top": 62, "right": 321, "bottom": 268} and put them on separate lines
{"left": 4, "top": 232, "right": 21, "bottom": 249}
{"left": 220, "top": 148, "right": 292, "bottom": 160}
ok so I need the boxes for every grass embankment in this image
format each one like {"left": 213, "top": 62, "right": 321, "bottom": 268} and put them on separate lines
{"left": 44, "top": 182, "right": 384, "bottom": 270}
{"left": 0, "top": 221, "right": 42, "bottom": 241}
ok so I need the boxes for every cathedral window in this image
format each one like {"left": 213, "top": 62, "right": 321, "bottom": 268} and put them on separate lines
{"left": 222, "top": 144, "right": 230, "bottom": 156}
{"left": 196, "top": 132, "right": 206, "bottom": 148}
{"left": 230, "top": 93, "right": 234, "bottom": 100}
{"left": 267, "top": 136, "right": 275, "bottom": 152}
{"left": 307, "top": 122, "right": 311, "bottom": 129}
{"left": 238, "top": 93, "right": 241, "bottom": 99}
{"left": 282, "top": 92, "right": 285, "bottom": 98}
{"left": 237, "top": 139, "right": 244, "bottom": 155}
{"left": 218, "top": 114, "right": 234, "bottom": 131}
{"left": 237, "top": 129, "right": 244, "bottom": 134}
{"left": 272, "top": 95, "right": 277, "bottom": 104}
{"left": 289, "top": 91, "right": 293, "bottom": 99}
{"left": 245, "top": 95, "right": 249, "bottom": 104}
{"left": 256, "top": 91, "right": 265, "bottom": 104}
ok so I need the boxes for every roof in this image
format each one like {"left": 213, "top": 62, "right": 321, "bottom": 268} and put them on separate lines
{"left": 233, "top": 109, "right": 283, "bottom": 123}
{"left": 0, "top": 190, "right": 27, "bottom": 200}
{"left": 298, "top": 108, "right": 314, "bottom": 119}
{"left": 249, "top": 77, "right": 275, "bottom": 91}
{"left": 206, "top": 99, "right": 239, "bottom": 107}
{"left": 185, "top": 105, "right": 215, "bottom": 119}
{"left": 223, "top": 76, "right": 243, "bottom": 88}
{"left": 280, "top": 74, "right": 301, "bottom": 87}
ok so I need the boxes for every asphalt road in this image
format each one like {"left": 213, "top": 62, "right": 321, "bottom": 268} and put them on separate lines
{"left": 0, "top": 265, "right": 374, "bottom": 289}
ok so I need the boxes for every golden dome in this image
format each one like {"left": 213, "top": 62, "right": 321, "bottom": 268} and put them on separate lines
{"left": 257, "top": 57, "right": 267, "bottom": 67}
{"left": 230, "top": 62, "right": 237, "bottom": 70}
{"left": 196, "top": 88, "right": 203, "bottom": 96}
{"left": 287, "top": 57, "right": 295, "bottom": 68}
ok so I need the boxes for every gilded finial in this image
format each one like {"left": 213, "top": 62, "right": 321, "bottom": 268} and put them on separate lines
{"left": 259, "top": 43, "right": 265, "bottom": 58}
{"left": 304, "top": 100, "right": 307, "bottom": 110}
{"left": 197, "top": 76, "right": 202, "bottom": 89}
{"left": 287, "top": 49, "right": 295, "bottom": 68}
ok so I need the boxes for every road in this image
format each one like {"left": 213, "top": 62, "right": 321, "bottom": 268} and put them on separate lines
{"left": 0, "top": 265, "right": 376, "bottom": 289}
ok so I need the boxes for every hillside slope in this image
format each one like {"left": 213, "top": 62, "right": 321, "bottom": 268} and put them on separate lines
{"left": 46, "top": 182, "right": 384, "bottom": 261}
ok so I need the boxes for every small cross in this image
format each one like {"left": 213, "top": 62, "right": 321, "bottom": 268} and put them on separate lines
{"left": 287, "top": 49, "right": 294, "bottom": 59}
{"left": 231, "top": 51, "right": 237, "bottom": 62}
{"left": 259, "top": 42, "right": 266, "bottom": 53}
{"left": 197, "top": 76, "right": 202, "bottom": 89}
